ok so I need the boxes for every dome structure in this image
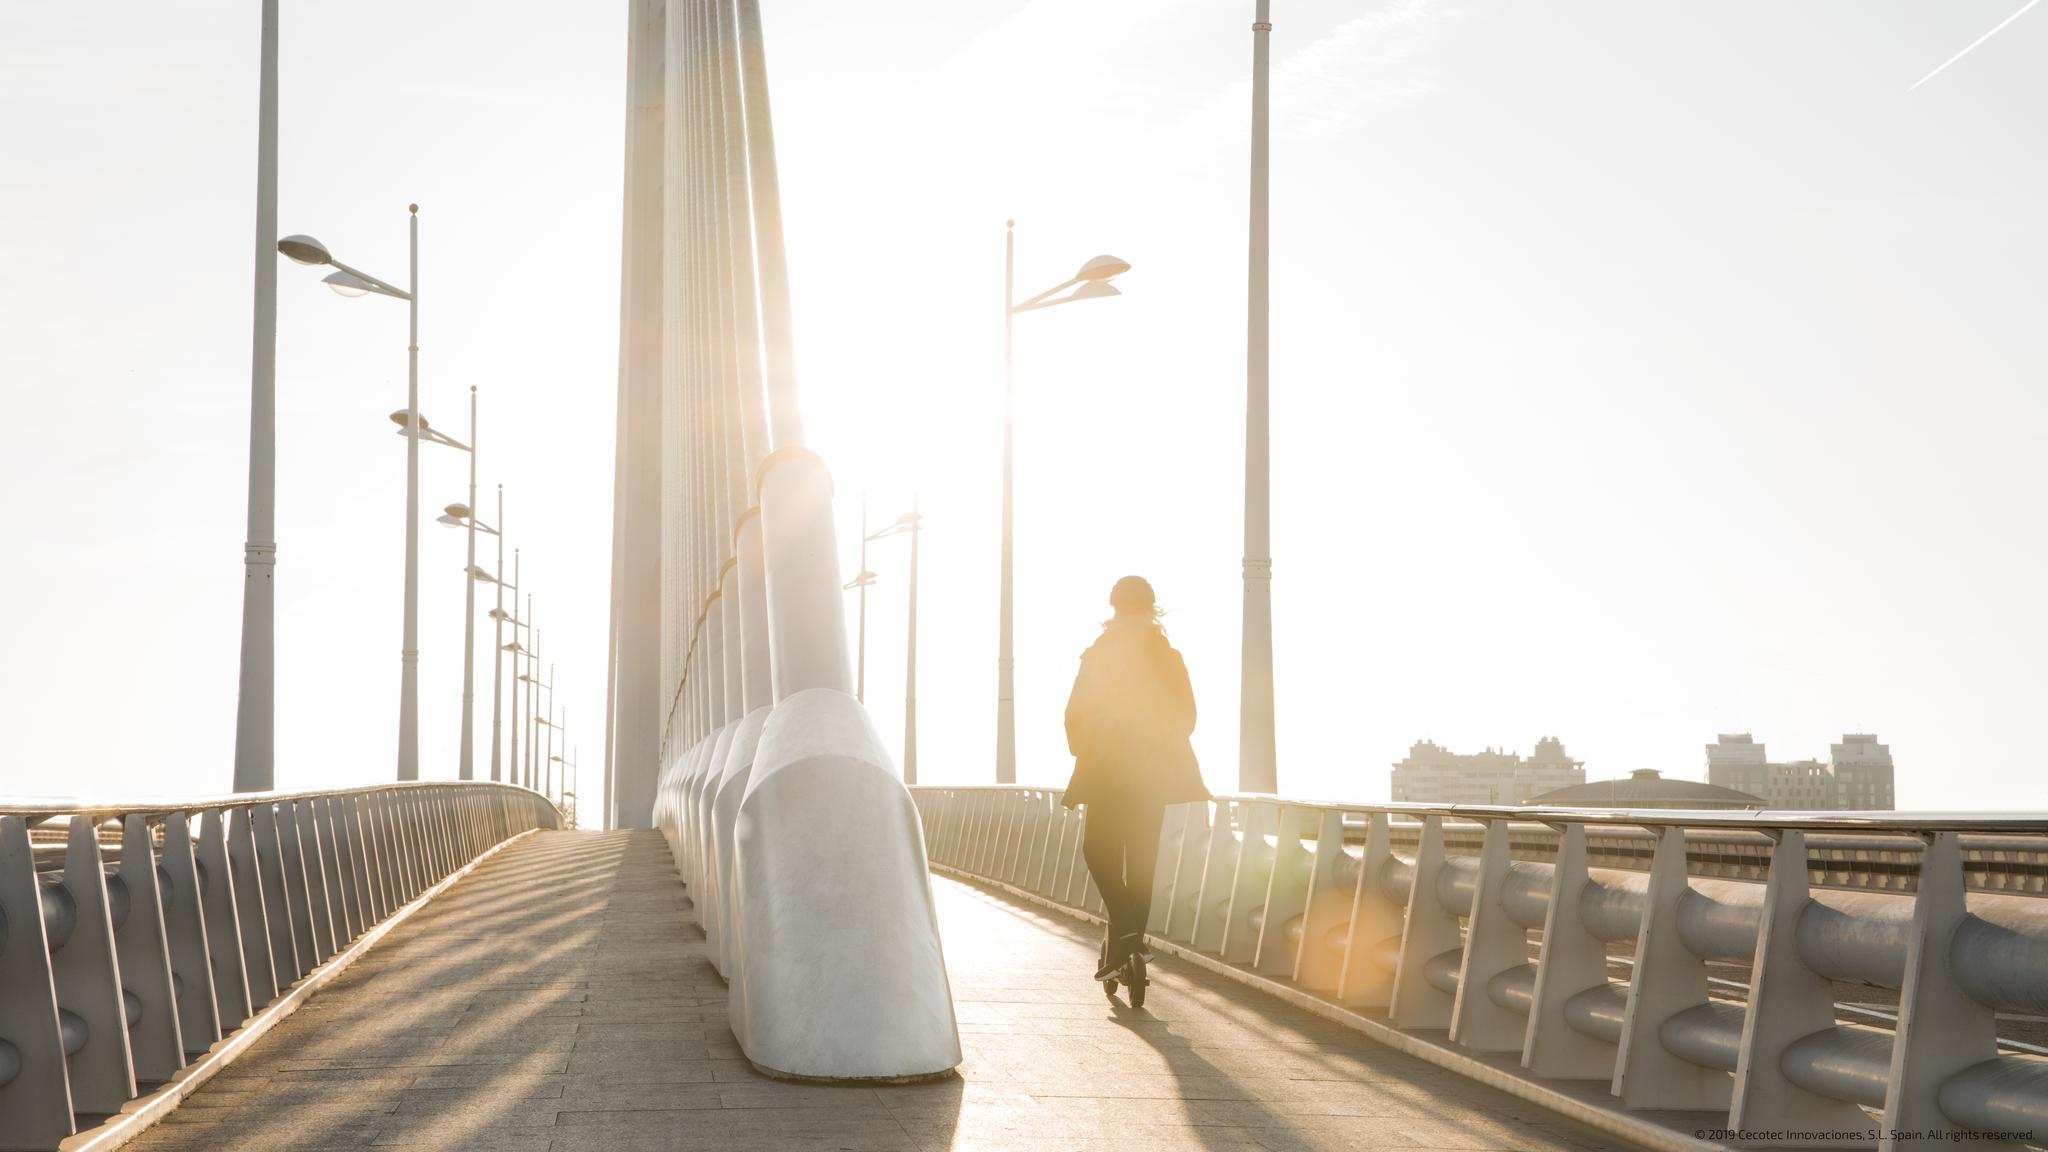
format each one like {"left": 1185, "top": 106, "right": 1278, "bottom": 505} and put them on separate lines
{"left": 1524, "top": 768, "right": 1765, "bottom": 810}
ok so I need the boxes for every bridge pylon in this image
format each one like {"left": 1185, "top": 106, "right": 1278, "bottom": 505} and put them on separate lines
{"left": 614, "top": 0, "right": 961, "bottom": 1083}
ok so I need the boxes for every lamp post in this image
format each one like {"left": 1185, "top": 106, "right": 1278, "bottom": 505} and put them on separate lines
{"left": 279, "top": 209, "right": 454, "bottom": 781}
{"left": 844, "top": 500, "right": 921, "bottom": 705}
{"left": 1240, "top": 1, "right": 1278, "bottom": 793}
{"left": 524, "top": 600, "right": 536, "bottom": 787}
{"left": 233, "top": 0, "right": 280, "bottom": 794}
{"left": 844, "top": 497, "right": 875, "bottom": 704}
{"left": 520, "top": 636, "right": 551, "bottom": 791}
{"left": 481, "top": 498, "right": 515, "bottom": 783}
{"left": 502, "top": 634, "right": 532, "bottom": 788}
{"left": 843, "top": 500, "right": 922, "bottom": 780}
{"left": 498, "top": 555, "right": 526, "bottom": 788}
{"left": 536, "top": 667, "right": 556, "bottom": 798}
{"left": 560, "top": 745, "right": 578, "bottom": 827}
{"left": 999, "top": 222, "right": 1129, "bottom": 783}
{"left": 435, "top": 388, "right": 495, "bottom": 780}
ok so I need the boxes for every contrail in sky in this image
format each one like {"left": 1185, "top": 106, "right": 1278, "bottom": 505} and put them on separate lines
{"left": 1910, "top": 0, "right": 2039, "bottom": 90}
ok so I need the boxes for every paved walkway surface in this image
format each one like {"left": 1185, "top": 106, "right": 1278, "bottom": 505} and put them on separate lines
{"left": 125, "top": 830, "right": 1618, "bottom": 1152}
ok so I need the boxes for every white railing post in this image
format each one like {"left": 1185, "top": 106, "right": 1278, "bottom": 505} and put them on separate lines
{"left": 160, "top": 811, "right": 224, "bottom": 1055}
{"left": 1451, "top": 819, "right": 1530, "bottom": 1053}
{"left": 1290, "top": 809, "right": 1352, "bottom": 991}
{"left": 0, "top": 814, "right": 73, "bottom": 1146}
{"left": 1221, "top": 801, "right": 1278, "bottom": 964}
{"left": 1336, "top": 811, "right": 1402, "bottom": 1008}
{"left": 226, "top": 806, "right": 279, "bottom": 1004}
{"left": 1160, "top": 801, "right": 1214, "bottom": 943}
{"left": 1730, "top": 828, "right": 1869, "bottom": 1140}
{"left": 115, "top": 814, "right": 185, "bottom": 1082}
{"left": 1391, "top": 815, "right": 1460, "bottom": 1029}
{"left": 1522, "top": 823, "right": 1618, "bottom": 1079}
{"left": 1252, "top": 804, "right": 1314, "bottom": 975}
{"left": 1191, "top": 803, "right": 1241, "bottom": 953}
{"left": 1613, "top": 825, "right": 1729, "bottom": 1111}
{"left": 52, "top": 816, "right": 134, "bottom": 1112}
{"left": 1880, "top": 831, "right": 1999, "bottom": 1149}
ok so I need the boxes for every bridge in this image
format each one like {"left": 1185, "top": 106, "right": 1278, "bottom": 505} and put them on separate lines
{"left": 5, "top": 786, "right": 2048, "bottom": 1150}
{"left": 6, "top": 1, "right": 2046, "bottom": 1150}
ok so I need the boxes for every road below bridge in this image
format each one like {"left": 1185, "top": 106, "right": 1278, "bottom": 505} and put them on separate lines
{"left": 122, "top": 830, "right": 1619, "bottom": 1151}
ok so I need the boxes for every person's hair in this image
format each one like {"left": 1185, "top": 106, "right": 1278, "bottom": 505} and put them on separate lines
{"left": 1101, "top": 575, "right": 1167, "bottom": 638}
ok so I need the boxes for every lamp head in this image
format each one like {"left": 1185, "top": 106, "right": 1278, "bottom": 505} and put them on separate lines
{"left": 322, "top": 270, "right": 374, "bottom": 298}
{"left": 445, "top": 503, "right": 472, "bottom": 518}
{"left": 389, "top": 410, "right": 430, "bottom": 431}
{"left": 1075, "top": 254, "right": 1130, "bottom": 282}
{"left": 1070, "top": 280, "right": 1121, "bottom": 302}
{"left": 277, "top": 234, "right": 333, "bottom": 265}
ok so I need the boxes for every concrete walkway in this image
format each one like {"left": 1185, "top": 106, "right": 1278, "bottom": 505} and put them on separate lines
{"left": 123, "top": 830, "right": 1617, "bottom": 1152}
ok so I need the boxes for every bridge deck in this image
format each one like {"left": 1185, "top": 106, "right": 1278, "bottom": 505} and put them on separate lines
{"left": 122, "top": 830, "right": 1615, "bottom": 1152}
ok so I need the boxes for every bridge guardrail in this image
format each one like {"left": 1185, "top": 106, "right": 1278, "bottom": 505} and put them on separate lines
{"left": 0, "top": 781, "right": 558, "bottom": 1150}
{"left": 912, "top": 787, "right": 2048, "bottom": 1151}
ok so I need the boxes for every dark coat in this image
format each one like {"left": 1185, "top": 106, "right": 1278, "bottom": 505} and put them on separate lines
{"left": 1060, "top": 619, "right": 1210, "bottom": 810}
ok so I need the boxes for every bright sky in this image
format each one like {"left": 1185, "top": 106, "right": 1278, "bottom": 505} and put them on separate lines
{"left": 3, "top": 1, "right": 2044, "bottom": 811}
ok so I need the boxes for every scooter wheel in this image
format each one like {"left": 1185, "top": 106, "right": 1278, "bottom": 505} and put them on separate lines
{"left": 1102, "top": 978, "right": 1119, "bottom": 997}
{"left": 1128, "top": 955, "right": 1147, "bottom": 1009}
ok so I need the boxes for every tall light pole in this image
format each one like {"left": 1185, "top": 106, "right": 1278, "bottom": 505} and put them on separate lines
{"left": 501, "top": 555, "right": 526, "bottom": 789}
{"left": 501, "top": 627, "right": 530, "bottom": 785}
{"left": 522, "top": 623, "right": 549, "bottom": 790}
{"left": 460, "top": 387, "right": 479, "bottom": 778}
{"left": 1240, "top": 2, "right": 1278, "bottom": 794}
{"left": 541, "top": 664, "right": 556, "bottom": 798}
{"left": 233, "top": 0, "right": 280, "bottom": 793}
{"left": 487, "top": 490, "right": 508, "bottom": 782}
{"left": 843, "top": 497, "right": 875, "bottom": 704}
{"left": 523, "top": 599, "right": 536, "bottom": 787}
{"left": 279, "top": 209, "right": 453, "bottom": 781}
{"left": 434, "top": 387, "right": 492, "bottom": 779}
{"left": 845, "top": 503, "right": 921, "bottom": 776}
{"left": 999, "top": 223, "right": 1129, "bottom": 783}
{"left": 845, "top": 502, "right": 920, "bottom": 706}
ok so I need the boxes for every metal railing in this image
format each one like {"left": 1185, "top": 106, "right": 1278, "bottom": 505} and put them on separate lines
{"left": 0, "top": 782, "right": 558, "bottom": 1150}
{"left": 913, "top": 787, "right": 2048, "bottom": 1150}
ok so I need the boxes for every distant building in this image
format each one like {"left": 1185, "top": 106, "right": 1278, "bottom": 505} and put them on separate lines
{"left": 1830, "top": 734, "right": 1896, "bottom": 810}
{"left": 1391, "top": 737, "right": 1584, "bottom": 805}
{"left": 1704, "top": 732, "right": 1896, "bottom": 810}
{"left": 1705, "top": 734, "right": 1770, "bottom": 799}
{"left": 1526, "top": 769, "right": 1764, "bottom": 810}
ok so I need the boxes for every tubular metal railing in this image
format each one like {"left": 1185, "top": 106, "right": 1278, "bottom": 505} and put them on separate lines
{"left": 913, "top": 787, "right": 2048, "bottom": 1150}
{"left": 0, "top": 782, "right": 558, "bottom": 1150}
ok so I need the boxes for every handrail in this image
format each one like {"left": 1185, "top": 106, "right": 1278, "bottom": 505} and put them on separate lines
{"left": 912, "top": 786, "right": 2048, "bottom": 1149}
{"left": 0, "top": 779, "right": 562, "bottom": 821}
{"left": 0, "top": 780, "right": 558, "bottom": 1150}
{"left": 915, "top": 785, "right": 2048, "bottom": 834}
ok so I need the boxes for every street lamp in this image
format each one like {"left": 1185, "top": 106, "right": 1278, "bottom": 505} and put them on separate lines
{"left": 519, "top": 646, "right": 551, "bottom": 792}
{"left": 999, "top": 222, "right": 1128, "bottom": 783}
{"left": 233, "top": 0, "right": 281, "bottom": 795}
{"left": 534, "top": 685, "right": 558, "bottom": 798}
{"left": 482, "top": 541, "right": 522, "bottom": 785}
{"left": 1241, "top": 0, "right": 1278, "bottom": 793}
{"left": 557, "top": 745, "right": 579, "bottom": 828}
{"left": 435, "top": 389, "right": 495, "bottom": 781}
{"left": 281, "top": 206, "right": 442, "bottom": 781}
{"left": 503, "top": 630, "right": 534, "bottom": 790}
{"left": 844, "top": 498, "right": 920, "bottom": 705}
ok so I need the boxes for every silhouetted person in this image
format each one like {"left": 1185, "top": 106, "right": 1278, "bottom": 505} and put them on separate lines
{"left": 1062, "top": 576, "right": 1210, "bottom": 981}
